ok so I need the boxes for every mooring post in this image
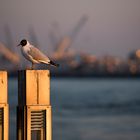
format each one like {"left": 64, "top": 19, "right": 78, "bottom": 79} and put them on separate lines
{"left": 17, "top": 70, "right": 52, "bottom": 140}
{"left": 0, "top": 71, "right": 9, "bottom": 140}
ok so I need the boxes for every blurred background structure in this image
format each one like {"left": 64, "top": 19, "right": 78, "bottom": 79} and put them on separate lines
{"left": 0, "top": 0, "right": 140, "bottom": 140}
{"left": 0, "top": 0, "right": 140, "bottom": 77}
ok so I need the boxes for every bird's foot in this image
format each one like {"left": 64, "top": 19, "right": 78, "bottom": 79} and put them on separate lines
{"left": 25, "top": 66, "right": 32, "bottom": 70}
{"left": 31, "top": 63, "right": 35, "bottom": 70}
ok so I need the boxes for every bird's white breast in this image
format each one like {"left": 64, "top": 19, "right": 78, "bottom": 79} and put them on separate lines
{"left": 21, "top": 45, "right": 38, "bottom": 63}
{"left": 21, "top": 45, "right": 30, "bottom": 58}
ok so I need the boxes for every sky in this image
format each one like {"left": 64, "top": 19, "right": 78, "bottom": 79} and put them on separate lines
{"left": 0, "top": 0, "right": 140, "bottom": 58}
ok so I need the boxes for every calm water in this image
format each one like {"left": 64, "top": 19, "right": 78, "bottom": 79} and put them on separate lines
{"left": 8, "top": 78, "right": 140, "bottom": 140}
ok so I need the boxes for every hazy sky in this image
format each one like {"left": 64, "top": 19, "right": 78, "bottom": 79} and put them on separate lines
{"left": 0, "top": 0, "right": 140, "bottom": 58}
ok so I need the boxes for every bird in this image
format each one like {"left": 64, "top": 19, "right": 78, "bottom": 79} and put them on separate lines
{"left": 17, "top": 39, "right": 59, "bottom": 69}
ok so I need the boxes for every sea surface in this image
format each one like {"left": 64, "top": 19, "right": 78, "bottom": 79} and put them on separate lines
{"left": 8, "top": 78, "right": 140, "bottom": 140}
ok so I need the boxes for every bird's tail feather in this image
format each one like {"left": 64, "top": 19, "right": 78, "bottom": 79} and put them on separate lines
{"left": 49, "top": 60, "right": 59, "bottom": 67}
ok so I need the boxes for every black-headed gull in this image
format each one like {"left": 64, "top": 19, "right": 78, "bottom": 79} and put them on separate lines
{"left": 18, "top": 39, "right": 59, "bottom": 69}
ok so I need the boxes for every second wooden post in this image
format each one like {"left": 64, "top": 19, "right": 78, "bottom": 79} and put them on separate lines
{"left": 17, "top": 70, "right": 52, "bottom": 140}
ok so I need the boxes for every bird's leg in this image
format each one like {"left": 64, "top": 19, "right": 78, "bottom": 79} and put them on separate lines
{"left": 31, "top": 62, "right": 35, "bottom": 70}
{"left": 48, "top": 64, "right": 51, "bottom": 71}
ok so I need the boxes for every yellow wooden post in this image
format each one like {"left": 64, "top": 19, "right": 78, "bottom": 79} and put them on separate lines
{"left": 17, "top": 70, "right": 52, "bottom": 140}
{"left": 0, "top": 71, "right": 9, "bottom": 140}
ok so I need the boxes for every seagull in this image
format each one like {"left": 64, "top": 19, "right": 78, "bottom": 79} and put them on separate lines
{"left": 17, "top": 39, "right": 59, "bottom": 69}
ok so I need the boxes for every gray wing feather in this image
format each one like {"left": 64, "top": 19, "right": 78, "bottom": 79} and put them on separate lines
{"left": 28, "top": 46, "right": 50, "bottom": 63}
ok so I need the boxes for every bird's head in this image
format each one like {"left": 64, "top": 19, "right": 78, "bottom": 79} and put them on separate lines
{"left": 17, "top": 39, "right": 27, "bottom": 47}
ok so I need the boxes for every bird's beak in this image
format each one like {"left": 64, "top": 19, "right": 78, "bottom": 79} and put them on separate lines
{"left": 17, "top": 43, "right": 21, "bottom": 47}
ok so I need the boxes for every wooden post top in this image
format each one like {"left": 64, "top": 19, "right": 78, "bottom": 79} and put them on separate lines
{"left": 0, "top": 71, "right": 7, "bottom": 104}
{"left": 18, "top": 70, "right": 50, "bottom": 106}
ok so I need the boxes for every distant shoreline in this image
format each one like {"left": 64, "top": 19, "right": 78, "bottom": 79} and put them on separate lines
{"left": 9, "top": 71, "right": 140, "bottom": 79}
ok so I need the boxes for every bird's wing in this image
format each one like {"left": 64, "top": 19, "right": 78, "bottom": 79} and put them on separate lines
{"left": 28, "top": 46, "right": 50, "bottom": 63}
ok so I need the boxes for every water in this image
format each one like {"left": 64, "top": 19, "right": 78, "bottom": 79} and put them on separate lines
{"left": 8, "top": 78, "right": 140, "bottom": 140}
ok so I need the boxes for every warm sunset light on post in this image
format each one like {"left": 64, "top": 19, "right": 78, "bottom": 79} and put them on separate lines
{"left": 17, "top": 70, "right": 52, "bottom": 140}
{"left": 0, "top": 71, "right": 9, "bottom": 140}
